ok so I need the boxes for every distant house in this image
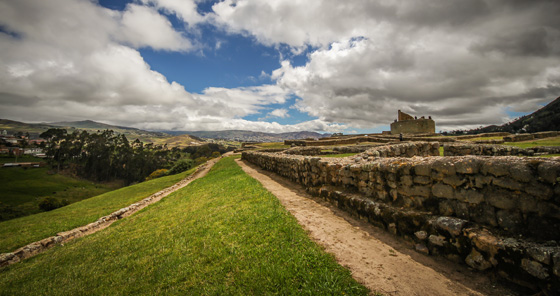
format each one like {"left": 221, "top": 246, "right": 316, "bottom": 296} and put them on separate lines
{"left": 24, "top": 148, "right": 44, "bottom": 156}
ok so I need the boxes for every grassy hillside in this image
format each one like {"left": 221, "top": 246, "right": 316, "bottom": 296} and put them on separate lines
{"left": 459, "top": 96, "right": 560, "bottom": 134}
{"left": 0, "top": 157, "right": 369, "bottom": 295}
{"left": 148, "top": 134, "right": 205, "bottom": 148}
{"left": 0, "top": 168, "right": 195, "bottom": 253}
{"left": 0, "top": 165, "right": 118, "bottom": 220}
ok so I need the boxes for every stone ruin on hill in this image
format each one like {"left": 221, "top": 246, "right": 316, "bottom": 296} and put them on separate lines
{"left": 243, "top": 142, "right": 560, "bottom": 294}
{"left": 390, "top": 110, "right": 436, "bottom": 135}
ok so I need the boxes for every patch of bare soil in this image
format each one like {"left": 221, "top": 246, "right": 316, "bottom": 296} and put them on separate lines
{"left": 236, "top": 158, "right": 518, "bottom": 296}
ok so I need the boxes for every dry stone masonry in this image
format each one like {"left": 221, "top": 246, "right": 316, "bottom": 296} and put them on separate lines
{"left": 243, "top": 142, "right": 560, "bottom": 293}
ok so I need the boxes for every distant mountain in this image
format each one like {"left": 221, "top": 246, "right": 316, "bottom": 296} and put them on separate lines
{"left": 456, "top": 96, "right": 560, "bottom": 135}
{"left": 0, "top": 119, "right": 170, "bottom": 143}
{"left": 181, "top": 130, "right": 330, "bottom": 142}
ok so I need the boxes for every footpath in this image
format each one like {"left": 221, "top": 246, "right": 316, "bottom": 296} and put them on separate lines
{"left": 236, "top": 158, "right": 517, "bottom": 296}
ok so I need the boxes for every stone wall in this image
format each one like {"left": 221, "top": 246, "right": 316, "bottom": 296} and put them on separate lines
{"left": 444, "top": 143, "right": 560, "bottom": 156}
{"left": 242, "top": 149, "right": 560, "bottom": 292}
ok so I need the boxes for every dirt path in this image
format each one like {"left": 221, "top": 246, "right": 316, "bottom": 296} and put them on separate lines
{"left": 236, "top": 159, "right": 516, "bottom": 296}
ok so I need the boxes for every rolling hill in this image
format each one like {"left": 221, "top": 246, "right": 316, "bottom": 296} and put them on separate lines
{"left": 456, "top": 96, "right": 560, "bottom": 135}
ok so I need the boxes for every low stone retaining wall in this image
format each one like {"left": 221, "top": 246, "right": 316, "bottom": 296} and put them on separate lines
{"left": 455, "top": 132, "right": 511, "bottom": 140}
{"left": 444, "top": 143, "right": 560, "bottom": 156}
{"left": 242, "top": 150, "right": 560, "bottom": 292}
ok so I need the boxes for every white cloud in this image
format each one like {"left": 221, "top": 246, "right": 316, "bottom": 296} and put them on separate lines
{"left": 269, "top": 108, "right": 289, "bottom": 118}
{"left": 139, "top": 0, "right": 204, "bottom": 25}
{"left": 118, "top": 4, "right": 192, "bottom": 51}
{"left": 214, "top": 0, "right": 560, "bottom": 130}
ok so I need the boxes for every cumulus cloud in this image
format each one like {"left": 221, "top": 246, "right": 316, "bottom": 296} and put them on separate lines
{"left": 213, "top": 0, "right": 560, "bottom": 131}
{"left": 0, "top": 0, "right": 343, "bottom": 133}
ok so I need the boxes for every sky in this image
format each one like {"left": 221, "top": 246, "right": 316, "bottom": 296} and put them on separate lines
{"left": 0, "top": 0, "right": 559, "bottom": 134}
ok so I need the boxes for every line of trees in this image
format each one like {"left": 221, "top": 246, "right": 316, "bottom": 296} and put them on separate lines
{"left": 40, "top": 129, "right": 177, "bottom": 184}
{"left": 39, "top": 128, "right": 235, "bottom": 185}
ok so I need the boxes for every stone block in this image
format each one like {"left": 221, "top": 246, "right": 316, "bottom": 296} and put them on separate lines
{"left": 527, "top": 246, "right": 555, "bottom": 265}
{"left": 465, "top": 248, "right": 493, "bottom": 271}
{"left": 414, "top": 163, "right": 431, "bottom": 176}
{"left": 538, "top": 162, "right": 559, "bottom": 184}
{"left": 482, "top": 160, "right": 509, "bottom": 177}
{"left": 509, "top": 163, "right": 533, "bottom": 183}
{"left": 455, "top": 189, "right": 484, "bottom": 204}
{"left": 432, "top": 159, "right": 456, "bottom": 175}
{"left": 487, "top": 190, "right": 518, "bottom": 210}
{"left": 432, "top": 183, "right": 454, "bottom": 199}
{"left": 525, "top": 182, "right": 553, "bottom": 200}
{"left": 493, "top": 177, "right": 523, "bottom": 191}
{"left": 471, "top": 203, "right": 497, "bottom": 227}
{"left": 410, "top": 185, "right": 431, "bottom": 197}
{"left": 413, "top": 175, "right": 432, "bottom": 185}
{"left": 428, "top": 234, "right": 446, "bottom": 247}
{"left": 415, "top": 230, "right": 428, "bottom": 240}
{"left": 455, "top": 158, "right": 481, "bottom": 174}
{"left": 496, "top": 210, "right": 522, "bottom": 232}
{"left": 444, "top": 175, "right": 467, "bottom": 188}
{"left": 434, "top": 216, "right": 467, "bottom": 237}
{"left": 439, "top": 200, "right": 455, "bottom": 216}
{"left": 399, "top": 175, "right": 413, "bottom": 187}
{"left": 415, "top": 243, "right": 430, "bottom": 255}
{"left": 521, "top": 259, "right": 549, "bottom": 280}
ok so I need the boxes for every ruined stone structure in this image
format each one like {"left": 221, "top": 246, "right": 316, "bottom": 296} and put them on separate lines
{"left": 390, "top": 110, "right": 435, "bottom": 135}
{"left": 243, "top": 142, "right": 560, "bottom": 293}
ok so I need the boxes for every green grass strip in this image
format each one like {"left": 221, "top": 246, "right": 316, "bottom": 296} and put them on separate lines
{"left": 0, "top": 157, "right": 369, "bottom": 295}
{"left": 0, "top": 168, "right": 196, "bottom": 253}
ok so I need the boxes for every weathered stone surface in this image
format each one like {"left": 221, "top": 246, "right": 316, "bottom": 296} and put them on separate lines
{"left": 554, "top": 252, "right": 560, "bottom": 278}
{"left": 455, "top": 189, "right": 484, "bottom": 204}
{"left": 538, "top": 162, "right": 559, "bottom": 184}
{"left": 521, "top": 259, "right": 549, "bottom": 280}
{"left": 493, "top": 177, "right": 523, "bottom": 191}
{"left": 415, "top": 230, "right": 428, "bottom": 240}
{"left": 496, "top": 210, "right": 522, "bottom": 232}
{"left": 413, "top": 175, "right": 432, "bottom": 185}
{"left": 443, "top": 175, "right": 466, "bottom": 187}
{"left": 432, "top": 183, "right": 454, "bottom": 199}
{"left": 428, "top": 234, "right": 446, "bottom": 247}
{"left": 415, "top": 163, "right": 431, "bottom": 176}
{"left": 527, "top": 246, "right": 554, "bottom": 265}
{"left": 434, "top": 216, "right": 467, "bottom": 237}
{"left": 415, "top": 243, "right": 430, "bottom": 255}
{"left": 486, "top": 191, "right": 517, "bottom": 210}
{"left": 465, "top": 248, "right": 493, "bottom": 271}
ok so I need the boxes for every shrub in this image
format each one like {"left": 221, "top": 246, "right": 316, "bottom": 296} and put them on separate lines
{"left": 167, "top": 159, "right": 195, "bottom": 175}
{"left": 38, "top": 197, "right": 63, "bottom": 211}
{"left": 145, "top": 169, "right": 169, "bottom": 181}
{"left": 194, "top": 156, "right": 208, "bottom": 165}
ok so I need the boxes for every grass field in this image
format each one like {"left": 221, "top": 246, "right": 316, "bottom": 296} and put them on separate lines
{"left": 504, "top": 136, "right": 560, "bottom": 148}
{"left": 0, "top": 165, "right": 119, "bottom": 220}
{"left": 0, "top": 168, "right": 196, "bottom": 253}
{"left": 0, "top": 157, "right": 370, "bottom": 295}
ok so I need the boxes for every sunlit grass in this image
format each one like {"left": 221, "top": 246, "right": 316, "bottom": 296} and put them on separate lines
{"left": 0, "top": 157, "right": 370, "bottom": 295}
{"left": 504, "top": 136, "right": 560, "bottom": 148}
{"left": 0, "top": 167, "right": 196, "bottom": 253}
